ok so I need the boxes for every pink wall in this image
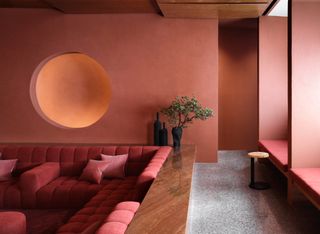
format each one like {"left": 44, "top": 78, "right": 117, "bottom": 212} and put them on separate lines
{"left": 259, "top": 16, "right": 288, "bottom": 140}
{"left": 219, "top": 20, "right": 258, "bottom": 150}
{"left": 291, "top": 0, "right": 320, "bottom": 167}
{"left": 0, "top": 9, "right": 218, "bottom": 162}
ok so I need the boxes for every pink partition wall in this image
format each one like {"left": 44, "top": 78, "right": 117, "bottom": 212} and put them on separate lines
{"left": 291, "top": 0, "right": 320, "bottom": 167}
{"left": 259, "top": 16, "right": 288, "bottom": 140}
{"left": 0, "top": 9, "right": 218, "bottom": 162}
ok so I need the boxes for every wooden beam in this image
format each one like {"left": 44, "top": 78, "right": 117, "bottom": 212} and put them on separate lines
{"left": 158, "top": 3, "right": 267, "bottom": 18}
{"left": 44, "top": 0, "right": 160, "bottom": 13}
{"left": 0, "top": 0, "right": 50, "bottom": 8}
{"left": 158, "top": 0, "right": 268, "bottom": 3}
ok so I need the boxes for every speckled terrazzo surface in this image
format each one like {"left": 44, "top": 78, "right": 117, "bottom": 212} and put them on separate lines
{"left": 187, "top": 151, "right": 320, "bottom": 234}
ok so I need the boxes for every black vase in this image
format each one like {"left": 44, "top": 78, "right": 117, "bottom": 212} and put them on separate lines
{"left": 153, "top": 112, "right": 161, "bottom": 146}
{"left": 159, "top": 123, "right": 168, "bottom": 146}
{"left": 172, "top": 127, "right": 183, "bottom": 148}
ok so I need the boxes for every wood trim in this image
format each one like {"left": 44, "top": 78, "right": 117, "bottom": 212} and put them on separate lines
{"left": 291, "top": 179, "right": 320, "bottom": 210}
{"left": 157, "top": 0, "right": 268, "bottom": 3}
{"left": 287, "top": 175, "right": 293, "bottom": 205}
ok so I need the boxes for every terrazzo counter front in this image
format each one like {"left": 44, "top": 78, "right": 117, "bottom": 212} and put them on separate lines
{"left": 126, "top": 145, "right": 196, "bottom": 234}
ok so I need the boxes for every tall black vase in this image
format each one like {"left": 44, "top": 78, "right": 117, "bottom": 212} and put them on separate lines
{"left": 159, "top": 123, "right": 168, "bottom": 146}
{"left": 172, "top": 127, "right": 183, "bottom": 148}
{"left": 153, "top": 112, "right": 161, "bottom": 146}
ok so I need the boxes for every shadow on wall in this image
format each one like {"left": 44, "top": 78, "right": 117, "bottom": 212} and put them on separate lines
{"left": 218, "top": 19, "right": 259, "bottom": 151}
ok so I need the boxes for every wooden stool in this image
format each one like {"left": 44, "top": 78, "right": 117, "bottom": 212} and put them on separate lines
{"left": 247, "top": 152, "right": 270, "bottom": 190}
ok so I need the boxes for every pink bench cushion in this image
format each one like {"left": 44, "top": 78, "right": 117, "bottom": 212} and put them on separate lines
{"left": 56, "top": 178, "right": 137, "bottom": 233}
{"left": 258, "top": 140, "right": 288, "bottom": 171}
{"left": 290, "top": 168, "right": 320, "bottom": 206}
{"left": 0, "top": 179, "right": 21, "bottom": 208}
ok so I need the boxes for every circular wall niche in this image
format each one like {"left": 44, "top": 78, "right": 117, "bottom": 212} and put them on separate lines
{"left": 30, "top": 53, "right": 112, "bottom": 128}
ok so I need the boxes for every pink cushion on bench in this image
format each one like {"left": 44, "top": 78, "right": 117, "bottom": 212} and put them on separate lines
{"left": 290, "top": 168, "right": 320, "bottom": 206}
{"left": 259, "top": 140, "right": 288, "bottom": 171}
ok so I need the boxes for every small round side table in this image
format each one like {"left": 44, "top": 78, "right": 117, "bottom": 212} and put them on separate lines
{"left": 247, "top": 152, "right": 270, "bottom": 190}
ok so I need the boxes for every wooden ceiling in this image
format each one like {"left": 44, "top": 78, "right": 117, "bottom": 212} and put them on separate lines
{"left": 0, "top": 0, "right": 276, "bottom": 18}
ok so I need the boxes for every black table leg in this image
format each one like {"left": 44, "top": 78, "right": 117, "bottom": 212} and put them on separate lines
{"left": 249, "top": 157, "right": 270, "bottom": 190}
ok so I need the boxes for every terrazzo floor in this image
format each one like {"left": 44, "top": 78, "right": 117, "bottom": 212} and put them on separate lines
{"left": 187, "top": 151, "right": 320, "bottom": 234}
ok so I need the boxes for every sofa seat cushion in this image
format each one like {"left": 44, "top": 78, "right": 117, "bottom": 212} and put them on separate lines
{"left": 36, "top": 176, "right": 103, "bottom": 208}
{"left": 258, "top": 140, "right": 288, "bottom": 171}
{"left": 290, "top": 168, "right": 320, "bottom": 206}
{"left": 0, "top": 179, "right": 21, "bottom": 208}
{"left": 57, "top": 176, "right": 137, "bottom": 233}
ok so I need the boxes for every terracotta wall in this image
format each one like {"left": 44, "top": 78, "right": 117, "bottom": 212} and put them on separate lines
{"left": 259, "top": 16, "right": 288, "bottom": 140}
{"left": 291, "top": 0, "right": 320, "bottom": 167}
{"left": 218, "top": 20, "right": 258, "bottom": 150}
{"left": 0, "top": 9, "right": 218, "bottom": 162}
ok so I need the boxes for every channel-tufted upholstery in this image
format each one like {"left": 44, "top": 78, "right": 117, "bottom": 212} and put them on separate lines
{"left": 0, "top": 179, "right": 21, "bottom": 208}
{"left": 0, "top": 211, "right": 26, "bottom": 234}
{"left": 0, "top": 146, "right": 160, "bottom": 177}
{"left": 57, "top": 178, "right": 138, "bottom": 233}
{"left": 36, "top": 176, "right": 103, "bottom": 209}
{"left": 0, "top": 145, "right": 172, "bottom": 233}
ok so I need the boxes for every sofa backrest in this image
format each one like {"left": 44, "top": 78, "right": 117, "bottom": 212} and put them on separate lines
{"left": 0, "top": 145, "right": 160, "bottom": 176}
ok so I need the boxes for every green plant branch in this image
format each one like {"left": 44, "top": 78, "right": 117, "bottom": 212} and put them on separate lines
{"left": 161, "top": 96, "right": 213, "bottom": 128}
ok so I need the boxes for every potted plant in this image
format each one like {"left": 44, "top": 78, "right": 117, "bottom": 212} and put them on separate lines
{"left": 161, "top": 96, "right": 213, "bottom": 148}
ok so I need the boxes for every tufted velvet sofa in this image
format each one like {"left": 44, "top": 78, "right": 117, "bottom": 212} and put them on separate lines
{"left": 0, "top": 145, "right": 171, "bottom": 233}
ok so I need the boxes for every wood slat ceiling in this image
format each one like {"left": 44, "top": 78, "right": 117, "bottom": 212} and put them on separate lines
{"left": 157, "top": 0, "right": 274, "bottom": 18}
{"left": 0, "top": 0, "right": 276, "bottom": 18}
{"left": 45, "top": 0, "right": 160, "bottom": 13}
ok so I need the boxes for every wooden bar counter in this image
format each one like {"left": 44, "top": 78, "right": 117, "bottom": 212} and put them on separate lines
{"left": 126, "top": 145, "right": 196, "bottom": 234}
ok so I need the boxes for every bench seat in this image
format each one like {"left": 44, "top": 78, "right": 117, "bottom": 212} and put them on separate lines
{"left": 258, "top": 140, "right": 288, "bottom": 172}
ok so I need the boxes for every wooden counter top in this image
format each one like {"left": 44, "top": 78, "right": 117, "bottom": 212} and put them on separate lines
{"left": 126, "top": 145, "right": 196, "bottom": 234}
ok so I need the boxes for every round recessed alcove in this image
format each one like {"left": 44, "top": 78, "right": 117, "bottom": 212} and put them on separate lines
{"left": 30, "top": 52, "right": 112, "bottom": 128}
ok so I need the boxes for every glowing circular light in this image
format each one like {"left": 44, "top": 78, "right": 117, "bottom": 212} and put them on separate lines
{"left": 30, "top": 53, "right": 112, "bottom": 128}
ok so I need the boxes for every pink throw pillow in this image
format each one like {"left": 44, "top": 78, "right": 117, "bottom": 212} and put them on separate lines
{"left": 101, "top": 154, "right": 128, "bottom": 179}
{"left": 0, "top": 159, "right": 17, "bottom": 181}
{"left": 79, "top": 160, "right": 109, "bottom": 184}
